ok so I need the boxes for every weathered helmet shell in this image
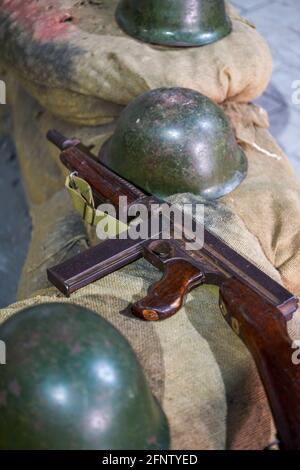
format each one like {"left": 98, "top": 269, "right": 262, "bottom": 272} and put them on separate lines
{"left": 0, "top": 303, "right": 170, "bottom": 450}
{"left": 100, "top": 88, "right": 247, "bottom": 200}
{"left": 116, "top": 0, "right": 232, "bottom": 47}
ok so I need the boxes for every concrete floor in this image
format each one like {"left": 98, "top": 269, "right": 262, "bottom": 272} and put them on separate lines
{"left": 0, "top": 0, "right": 299, "bottom": 308}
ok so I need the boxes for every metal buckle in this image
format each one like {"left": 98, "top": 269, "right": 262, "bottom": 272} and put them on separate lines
{"left": 69, "top": 171, "right": 78, "bottom": 190}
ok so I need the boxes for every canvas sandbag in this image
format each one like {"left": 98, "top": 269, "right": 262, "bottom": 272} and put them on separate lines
{"left": 6, "top": 184, "right": 300, "bottom": 450}
{"left": 6, "top": 82, "right": 300, "bottom": 299}
{"left": 3, "top": 94, "right": 300, "bottom": 451}
{"left": 1, "top": 1, "right": 299, "bottom": 449}
{"left": 0, "top": 0, "right": 272, "bottom": 125}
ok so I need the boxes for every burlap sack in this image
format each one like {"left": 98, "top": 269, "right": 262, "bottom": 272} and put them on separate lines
{"left": 3, "top": 92, "right": 298, "bottom": 448}
{"left": 222, "top": 103, "right": 300, "bottom": 299}
{"left": 16, "top": 190, "right": 88, "bottom": 299}
{"left": 5, "top": 182, "right": 300, "bottom": 450}
{"left": 6, "top": 80, "right": 300, "bottom": 299}
{"left": 3, "top": 105, "right": 300, "bottom": 448}
{"left": 0, "top": 0, "right": 272, "bottom": 125}
{"left": 1, "top": 0, "right": 299, "bottom": 450}
{"left": 5, "top": 81, "right": 114, "bottom": 205}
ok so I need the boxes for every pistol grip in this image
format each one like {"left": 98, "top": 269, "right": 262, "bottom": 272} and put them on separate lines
{"left": 131, "top": 259, "right": 204, "bottom": 321}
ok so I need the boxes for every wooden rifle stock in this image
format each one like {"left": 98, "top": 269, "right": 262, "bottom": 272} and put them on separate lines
{"left": 47, "top": 130, "right": 300, "bottom": 449}
{"left": 220, "top": 278, "right": 300, "bottom": 450}
{"left": 133, "top": 265, "right": 300, "bottom": 449}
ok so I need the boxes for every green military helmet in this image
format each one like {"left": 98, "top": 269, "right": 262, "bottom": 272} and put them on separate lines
{"left": 116, "top": 0, "right": 232, "bottom": 47}
{"left": 100, "top": 88, "right": 247, "bottom": 200}
{"left": 0, "top": 303, "right": 170, "bottom": 450}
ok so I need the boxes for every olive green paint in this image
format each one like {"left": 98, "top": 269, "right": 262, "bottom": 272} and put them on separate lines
{"left": 0, "top": 303, "right": 170, "bottom": 450}
{"left": 100, "top": 88, "right": 247, "bottom": 200}
{"left": 116, "top": 0, "right": 232, "bottom": 47}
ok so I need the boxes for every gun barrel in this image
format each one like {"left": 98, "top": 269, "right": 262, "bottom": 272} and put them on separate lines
{"left": 48, "top": 129, "right": 147, "bottom": 206}
{"left": 48, "top": 130, "right": 299, "bottom": 319}
{"left": 47, "top": 129, "right": 68, "bottom": 149}
{"left": 47, "top": 129, "right": 79, "bottom": 151}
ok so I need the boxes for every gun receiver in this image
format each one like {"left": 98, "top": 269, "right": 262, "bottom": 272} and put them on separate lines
{"left": 47, "top": 130, "right": 300, "bottom": 450}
